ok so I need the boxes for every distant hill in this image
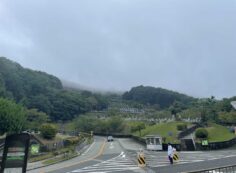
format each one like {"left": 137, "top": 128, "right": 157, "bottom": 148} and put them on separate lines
{"left": 122, "top": 85, "right": 195, "bottom": 109}
{"left": 0, "top": 57, "right": 108, "bottom": 121}
{"left": 0, "top": 57, "right": 62, "bottom": 101}
{"left": 61, "top": 79, "right": 125, "bottom": 95}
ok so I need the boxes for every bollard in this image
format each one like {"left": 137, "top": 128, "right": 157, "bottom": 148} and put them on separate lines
{"left": 137, "top": 150, "right": 146, "bottom": 167}
{"left": 173, "top": 152, "right": 179, "bottom": 162}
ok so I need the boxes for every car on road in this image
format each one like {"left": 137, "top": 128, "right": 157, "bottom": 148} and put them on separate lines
{"left": 107, "top": 136, "right": 114, "bottom": 142}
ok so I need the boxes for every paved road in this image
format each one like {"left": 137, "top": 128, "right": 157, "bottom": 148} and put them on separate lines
{"left": 153, "top": 156, "right": 236, "bottom": 173}
{"left": 127, "top": 150, "right": 236, "bottom": 167}
{"left": 118, "top": 138, "right": 236, "bottom": 172}
{"left": 66, "top": 152, "right": 143, "bottom": 173}
{"left": 27, "top": 136, "right": 144, "bottom": 173}
{"left": 26, "top": 137, "right": 236, "bottom": 173}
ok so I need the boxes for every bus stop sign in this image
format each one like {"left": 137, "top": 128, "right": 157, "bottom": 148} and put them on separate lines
{"left": 0, "top": 133, "right": 30, "bottom": 173}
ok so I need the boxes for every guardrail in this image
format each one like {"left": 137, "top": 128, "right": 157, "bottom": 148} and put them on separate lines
{"left": 195, "top": 137, "right": 236, "bottom": 150}
{"left": 188, "top": 164, "right": 236, "bottom": 173}
{"left": 93, "top": 133, "right": 132, "bottom": 138}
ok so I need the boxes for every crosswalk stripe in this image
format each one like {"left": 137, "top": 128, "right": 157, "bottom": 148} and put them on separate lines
{"left": 68, "top": 152, "right": 140, "bottom": 173}
{"left": 129, "top": 150, "right": 236, "bottom": 169}
{"left": 73, "top": 167, "right": 139, "bottom": 172}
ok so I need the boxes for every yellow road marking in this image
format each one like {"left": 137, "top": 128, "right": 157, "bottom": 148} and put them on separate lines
{"left": 47, "top": 139, "right": 106, "bottom": 172}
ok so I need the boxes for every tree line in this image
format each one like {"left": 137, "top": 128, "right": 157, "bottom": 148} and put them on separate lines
{"left": 1, "top": 56, "right": 236, "bottom": 136}
{"left": 122, "top": 86, "right": 236, "bottom": 125}
{"left": 122, "top": 85, "right": 195, "bottom": 109}
{"left": 0, "top": 57, "right": 108, "bottom": 121}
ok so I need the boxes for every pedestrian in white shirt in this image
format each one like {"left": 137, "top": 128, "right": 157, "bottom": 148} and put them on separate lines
{"left": 167, "top": 143, "right": 174, "bottom": 164}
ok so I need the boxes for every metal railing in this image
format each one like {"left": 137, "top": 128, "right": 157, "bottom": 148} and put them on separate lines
{"left": 188, "top": 165, "right": 236, "bottom": 173}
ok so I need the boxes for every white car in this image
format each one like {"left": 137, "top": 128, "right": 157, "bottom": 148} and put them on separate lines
{"left": 107, "top": 136, "right": 114, "bottom": 142}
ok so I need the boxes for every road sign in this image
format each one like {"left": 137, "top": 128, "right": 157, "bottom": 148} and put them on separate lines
{"left": 202, "top": 140, "right": 208, "bottom": 146}
{"left": 30, "top": 144, "right": 40, "bottom": 155}
{"left": 0, "top": 133, "right": 30, "bottom": 173}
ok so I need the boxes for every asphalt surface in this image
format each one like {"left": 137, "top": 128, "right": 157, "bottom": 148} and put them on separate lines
{"left": 118, "top": 138, "right": 236, "bottom": 173}
{"left": 153, "top": 156, "right": 236, "bottom": 173}
{"left": 27, "top": 136, "right": 144, "bottom": 173}
{"left": 25, "top": 137, "right": 236, "bottom": 173}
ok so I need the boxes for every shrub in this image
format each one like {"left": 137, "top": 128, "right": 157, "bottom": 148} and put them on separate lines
{"left": 40, "top": 124, "right": 57, "bottom": 139}
{"left": 195, "top": 128, "right": 208, "bottom": 139}
{"left": 177, "top": 123, "right": 187, "bottom": 131}
{"left": 64, "top": 137, "right": 81, "bottom": 146}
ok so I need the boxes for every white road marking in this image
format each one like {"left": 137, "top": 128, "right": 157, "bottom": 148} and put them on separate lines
{"left": 68, "top": 152, "right": 140, "bottom": 173}
{"left": 109, "top": 142, "right": 114, "bottom": 149}
{"left": 131, "top": 150, "right": 236, "bottom": 168}
{"left": 82, "top": 140, "right": 96, "bottom": 155}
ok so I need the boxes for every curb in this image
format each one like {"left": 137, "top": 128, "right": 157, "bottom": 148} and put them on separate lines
{"left": 27, "top": 153, "right": 79, "bottom": 171}
{"left": 27, "top": 141, "right": 92, "bottom": 171}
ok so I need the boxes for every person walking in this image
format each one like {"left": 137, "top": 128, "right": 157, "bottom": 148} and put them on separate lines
{"left": 167, "top": 143, "right": 174, "bottom": 164}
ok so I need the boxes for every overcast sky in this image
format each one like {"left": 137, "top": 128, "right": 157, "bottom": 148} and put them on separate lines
{"left": 0, "top": 0, "right": 235, "bottom": 98}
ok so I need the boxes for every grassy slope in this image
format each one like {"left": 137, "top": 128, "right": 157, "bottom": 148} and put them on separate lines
{"left": 134, "top": 121, "right": 190, "bottom": 144}
{"left": 206, "top": 123, "right": 235, "bottom": 142}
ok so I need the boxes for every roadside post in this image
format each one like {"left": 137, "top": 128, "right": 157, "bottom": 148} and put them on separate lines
{"left": 0, "top": 133, "right": 30, "bottom": 173}
{"left": 137, "top": 149, "right": 146, "bottom": 167}
{"left": 173, "top": 152, "right": 179, "bottom": 162}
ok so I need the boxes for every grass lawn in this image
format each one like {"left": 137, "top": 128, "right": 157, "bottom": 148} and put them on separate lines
{"left": 133, "top": 121, "right": 190, "bottom": 144}
{"left": 205, "top": 123, "right": 236, "bottom": 142}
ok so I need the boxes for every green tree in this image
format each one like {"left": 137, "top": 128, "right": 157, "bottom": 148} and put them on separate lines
{"left": 169, "top": 101, "right": 185, "bottom": 120}
{"left": 74, "top": 116, "right": 96, "bottom": 132}
{"left": 26, "top": 108, "right": 49, "bottom": 131}
{"left": 216, "top": 98, "right": 233, "bottom": 112}
{"left": 107, "top": 108, "right": 119, "bottom": 117}
{"left": 40, "top": 123, "right": 57, "bottom": 139}
{"left": 218, "top": 111, "right": 236, "bottom": 124}
{"left": 195, "top": 128, "right": 208, "bottom": 139}
{"left": 107, "top": 116, "right": 125, "bottom": 133}
{"left": 177, "top": 108, "right": 201, "bottom": 119}
{"left": 0, "top": 57, "right": 109, "bottom": 122}
{"left": 0, "top": 98, "right": 27, "bottom": 134}
{"left": 200, "top": 109, "right": 208, "bottom": 125}
{"left": 94, "top": 119, "right": 109, "bottom": 134}
{"left": 131, "top": 122, "right": 145, "bottom": 136}
{"left": 122, "top": 85, "right": 195, "bottom": 109}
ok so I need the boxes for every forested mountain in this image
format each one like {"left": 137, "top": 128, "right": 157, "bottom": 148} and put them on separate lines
{"left": 122, "top": 85, "right": 195, "bottom": 109}
{"left": 0, "top": 57, "right": 62, "bottom": 100}
{"left": 0, "top": 57, "right": 108, "bottom": 121}
{"left": 1, "top": 57, "right": 236, "bottom": 125}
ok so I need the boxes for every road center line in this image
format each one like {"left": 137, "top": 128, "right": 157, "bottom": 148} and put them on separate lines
{"left": 47, "top": 138, "right": 106, "bottom": 172}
